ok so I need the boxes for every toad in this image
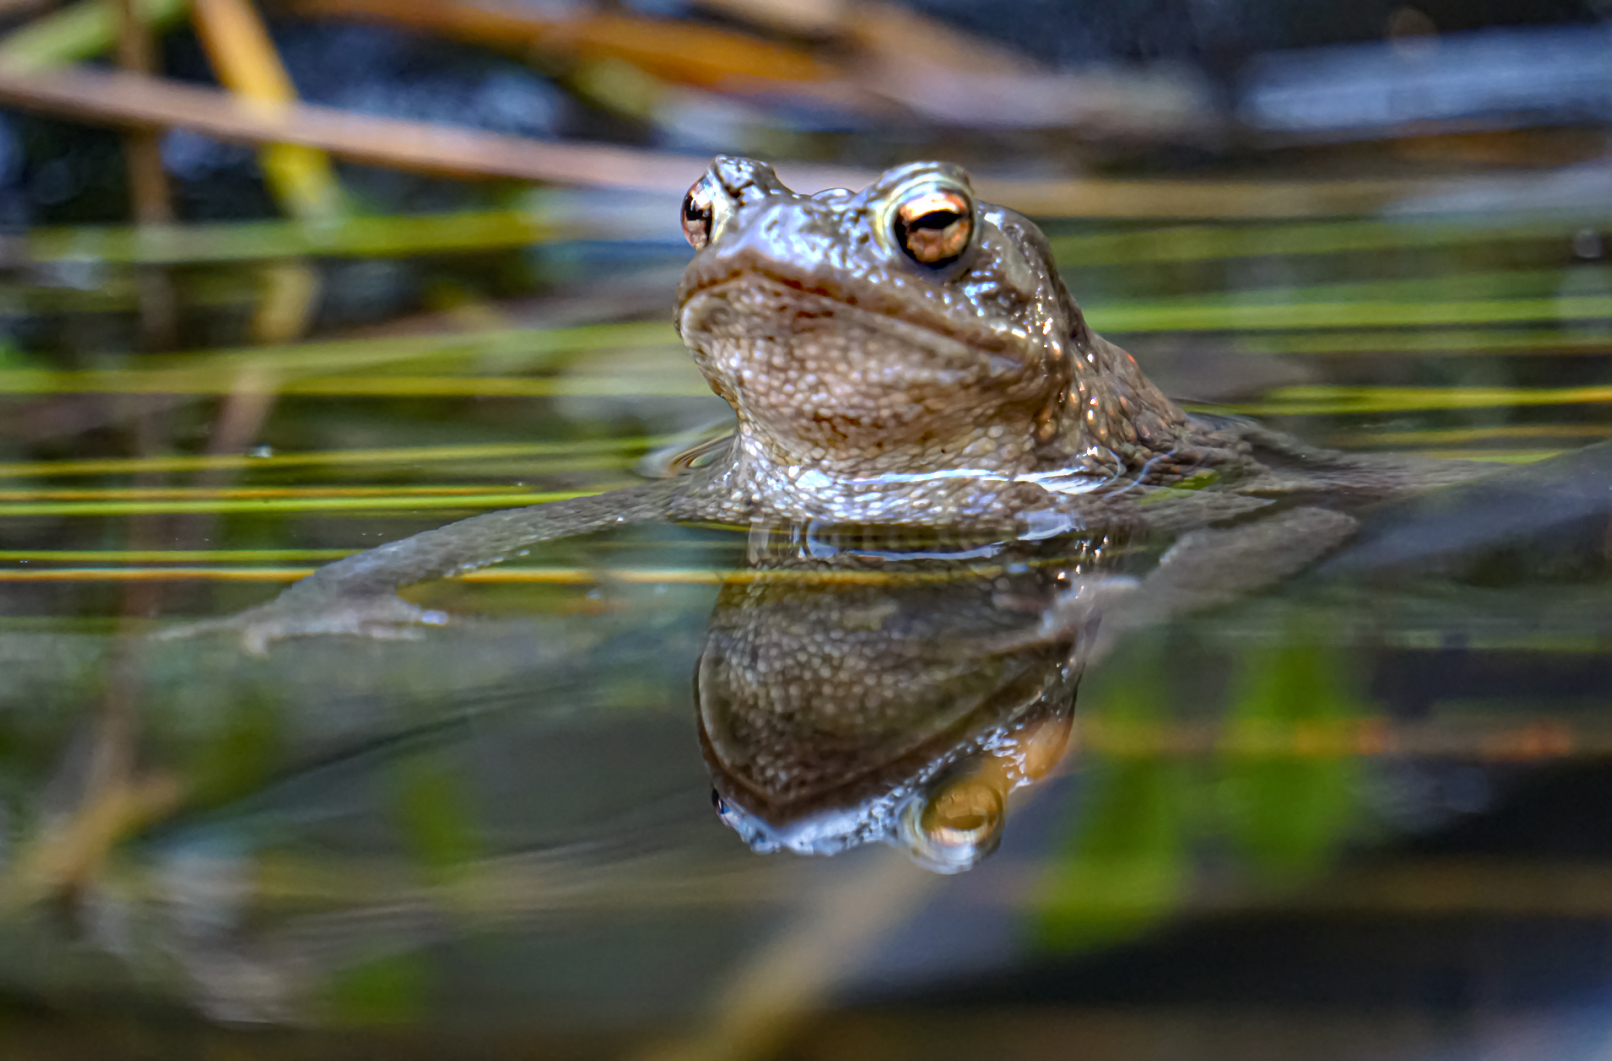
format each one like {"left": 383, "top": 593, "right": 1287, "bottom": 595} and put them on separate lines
{"left": 185, "top": 156, "right": 1488, "bottom": 653}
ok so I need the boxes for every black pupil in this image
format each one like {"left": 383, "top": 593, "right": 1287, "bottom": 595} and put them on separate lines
{"left": 909, "top": 210, "right": 960, "bottom": 232}
{"left": 685, "top": 197, "right": 708, "bottom": 224}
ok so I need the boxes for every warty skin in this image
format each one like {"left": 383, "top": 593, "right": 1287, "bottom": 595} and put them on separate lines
{"left": 177, "top": 156, "right": 1493, "bottom": 653}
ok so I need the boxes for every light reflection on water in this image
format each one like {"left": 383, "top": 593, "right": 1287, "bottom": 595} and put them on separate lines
{"left": 0, "top": 210, "right": 1609, "bottom": 1059}
{"left": 0, "top": 436, "right": 1604, "bottom": 1058}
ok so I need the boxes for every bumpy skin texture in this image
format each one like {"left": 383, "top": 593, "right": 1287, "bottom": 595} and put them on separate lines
{"left": 676, "top": 157, "right": 1248, "bottom": 526}
{"left": 697, "top": 530, "right": 1102, "bottom": 861}
{"left": 695, "top": 509, "right": 1361, "bottom": 865}
{"left": 185, "top": 156, "right": 1492, "bottom": 653}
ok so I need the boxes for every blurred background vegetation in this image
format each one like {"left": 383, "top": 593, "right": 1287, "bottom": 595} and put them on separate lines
{"left": 0, "top": 1, "right": 1608, "bottom": 1059}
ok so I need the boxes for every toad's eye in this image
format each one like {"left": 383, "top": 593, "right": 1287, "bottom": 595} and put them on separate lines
{"left": 892, "top": 187, "right": 973, "bottom": 266}
{"left": 682, "top": 176, "right": 720, "bottom": 250}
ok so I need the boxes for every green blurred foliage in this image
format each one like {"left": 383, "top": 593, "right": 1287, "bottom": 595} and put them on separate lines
{"left": 1033, "top": 651, "right": 1191, "bottom": 950}
{"left": 1033, "top": 637, "right": 1365, "bottom": 950}
{"left": 324, "top": 951, "right": 430, "bottom": 1026}
{"left": 1216, "top": 641, "right": 1361, "bottom": 874}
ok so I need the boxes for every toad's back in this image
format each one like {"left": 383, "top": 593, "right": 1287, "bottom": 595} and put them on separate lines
{"left": 192, "top": 157, "right": 1496, "bottom": 653}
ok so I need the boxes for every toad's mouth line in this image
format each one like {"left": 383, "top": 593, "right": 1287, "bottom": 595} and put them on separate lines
{"left": 677, "top": 267, "right": 1031, "bottom": 371}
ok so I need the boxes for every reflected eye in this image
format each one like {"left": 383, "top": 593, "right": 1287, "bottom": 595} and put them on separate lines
{"left": 682, "top": 176, "right": 720, "bottom": 250}
{"left": 892, "top": 186, "right": 973, "bottom": 266}
{"left": 904, "top": 774, "right": 1005, "bottom": 873}
{"left": 921, "top": 776, "right": 1002, "bottom": 846}
{"left": 710, "top": 788, "right": 738, "bottom": 824}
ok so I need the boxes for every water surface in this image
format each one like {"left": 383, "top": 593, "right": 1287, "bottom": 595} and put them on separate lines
{"left": 1, "top": 202, "right": 1609, "bottom": 1061}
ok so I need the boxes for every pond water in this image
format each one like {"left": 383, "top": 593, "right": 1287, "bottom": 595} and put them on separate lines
{"left": 1, "top": 195, "right": 1610, "bottom": 1061}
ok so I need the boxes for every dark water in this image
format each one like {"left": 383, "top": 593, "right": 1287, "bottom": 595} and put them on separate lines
{"left": 0, "top": 171, "right": 1610, "bottom": 1061}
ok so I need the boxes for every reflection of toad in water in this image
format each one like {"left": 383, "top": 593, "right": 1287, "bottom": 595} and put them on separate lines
{"left": 693, "top": 497, "right": 1374, "bottom": 873}
{"left": 164, "top": 152, "right": 1503, "bottom": 870}
{"left": 695, "top": 523, "right": 1129, "bottom": 873}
